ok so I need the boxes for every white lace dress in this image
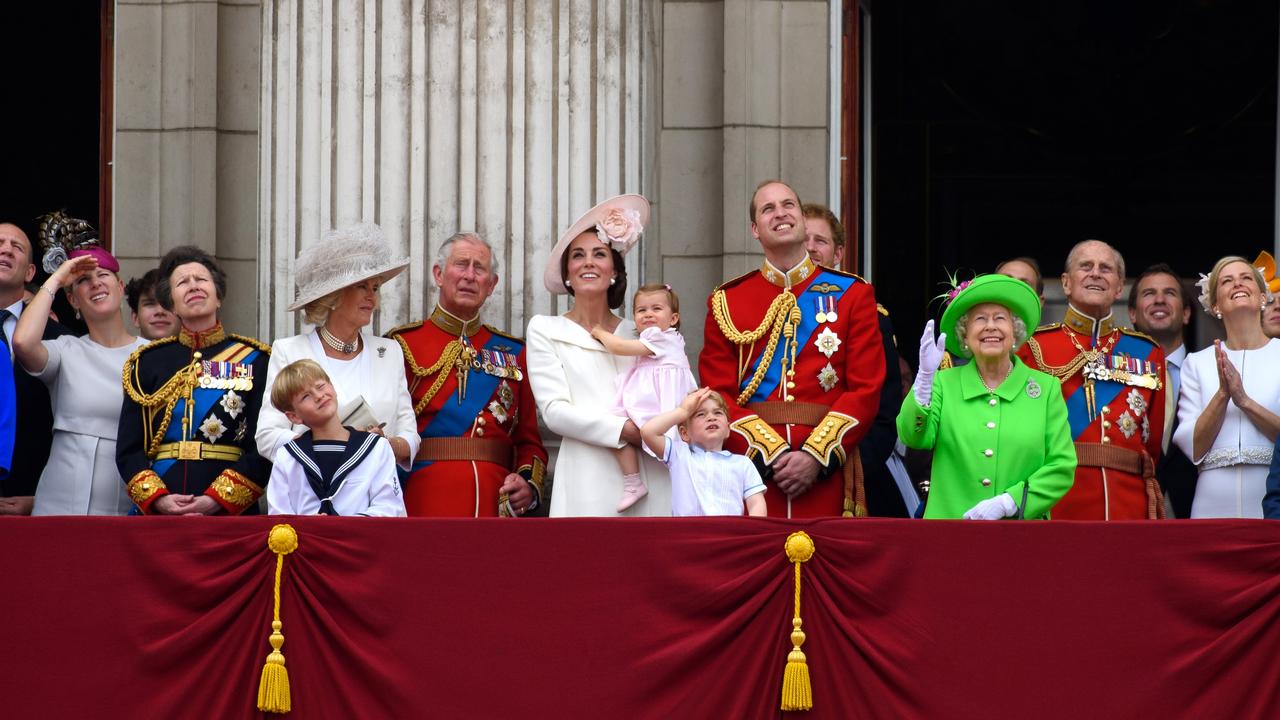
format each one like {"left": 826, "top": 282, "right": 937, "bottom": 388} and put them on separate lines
{"left": 1173, "top": 339, "right": 1280, "bottom": 518}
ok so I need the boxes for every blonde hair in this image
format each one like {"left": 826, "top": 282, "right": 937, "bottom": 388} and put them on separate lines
{"left": 302, "top": 288, "right": 344, "bottom": 326}
{"left": 678, "top": 389, "right": 728, "bottom": 430}
{"left": 632, "top": 283, "right": 681, "bottom": 329}
{"left": 1204, "top": 255, "right": 1269, "bottom": 316}
{"left": 270, "top": 359, "right": 332, "bottom": 413}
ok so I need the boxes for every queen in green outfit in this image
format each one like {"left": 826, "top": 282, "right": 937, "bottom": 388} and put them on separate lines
{"left": 897, "top": 274, "right": 1076, "bottom": 519}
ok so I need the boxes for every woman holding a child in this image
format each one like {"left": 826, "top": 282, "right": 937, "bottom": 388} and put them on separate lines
{"left": 526, "top": 194, "right": 674, "bottom": 517}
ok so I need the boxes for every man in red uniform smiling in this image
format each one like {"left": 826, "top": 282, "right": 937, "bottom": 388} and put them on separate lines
{"left": 699, "top": 180, "right": 885, "bottom": 517}
{"left": 387, "top": 232, "right": 547, "bottom": 517}
{"left": 1017, "top": 239, "right": 1167, "bottom": 519}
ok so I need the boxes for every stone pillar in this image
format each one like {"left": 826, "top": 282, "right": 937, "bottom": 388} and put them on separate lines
{"left": 258, "top": 0, "right": 652, "bottom": 341}
{"left": 655, "top": 0, "right": 832, "bottom": 365}
{"left": 113, "top": 0, "right": 262, "bottom": 335}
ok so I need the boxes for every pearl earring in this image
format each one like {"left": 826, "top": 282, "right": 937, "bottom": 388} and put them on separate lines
{"left": 1215, "top": 311, "right": 1222, "bottom": 320}
{"left": 564, "top": 280, "right": 571, "bottom": 288}
{"left": 609, "top": 277, "right": 616, "bottom": 286}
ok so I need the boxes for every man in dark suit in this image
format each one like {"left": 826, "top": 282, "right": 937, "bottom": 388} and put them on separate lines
{"left": 1129, "top": 263, "right": 1197, "bottom": 517}
{"left": 0, "top": 221, "right": 68, "bottom": 514}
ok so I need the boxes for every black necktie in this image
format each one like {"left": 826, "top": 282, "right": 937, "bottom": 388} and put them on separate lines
{"left": 0, "top": 308, "right": 11, "bottom": 351}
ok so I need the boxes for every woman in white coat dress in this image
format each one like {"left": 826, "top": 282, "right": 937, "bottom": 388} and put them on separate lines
{"left": 1174, "top": 254, "right": 1280, "bottom": 518}
{"left": 256, "top": 224, "right": 419, "bottom": 468}
{"left": 527, "top": 194, "right": 671, "bottom": 516}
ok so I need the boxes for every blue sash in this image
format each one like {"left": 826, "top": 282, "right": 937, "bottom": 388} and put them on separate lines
{"left": 1064, "top": 334, "right": 1157, "bottom": 439}
{"left": 743, "top": 272, "right": 856, "bottom": 402}
{"left": 411, "top": 335, "right": 516, "bottom": 473}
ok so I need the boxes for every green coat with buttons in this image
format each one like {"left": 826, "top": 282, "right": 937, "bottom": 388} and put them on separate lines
{"left": 897, "top": 355, "right": 1076, "bottom": 519}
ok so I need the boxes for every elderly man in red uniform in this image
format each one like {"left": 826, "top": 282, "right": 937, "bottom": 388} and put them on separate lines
{"left": 387, "top": 232, "right": 547, "bottom": 517}
{"left": 1017, "top": 239, "right": 1167, "bottom": 519}
{"left": 700, "top": 180, "right": 885, "bottom": 518}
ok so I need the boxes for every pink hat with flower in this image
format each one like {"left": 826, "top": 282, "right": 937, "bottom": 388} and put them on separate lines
{"left": 544, "top": 194, "right": 650, "bottom": 295}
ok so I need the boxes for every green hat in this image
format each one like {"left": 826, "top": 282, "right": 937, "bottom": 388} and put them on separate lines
{"left": 939, "top": 274, "right": 1041, "bottom": 357}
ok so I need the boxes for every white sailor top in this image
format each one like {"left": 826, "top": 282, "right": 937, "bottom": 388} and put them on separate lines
{"left": 266, "top": 429, "right": 406, "bottom": 517}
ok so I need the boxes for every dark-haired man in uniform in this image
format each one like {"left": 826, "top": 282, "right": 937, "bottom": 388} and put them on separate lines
{"left": 700, "top": 181, "right": 884, "bottom": 518}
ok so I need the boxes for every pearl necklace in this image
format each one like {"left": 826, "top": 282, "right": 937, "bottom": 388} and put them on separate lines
{"left": 320, "top": 325, "right": 360, "bottom": 354}
{"left": 980, "top": 362, "right": 1013, "bottom": 393}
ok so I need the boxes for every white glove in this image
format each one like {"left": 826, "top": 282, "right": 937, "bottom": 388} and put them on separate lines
{"left": 963, "top": 493, "right": 1018, "bottom": 520}
{"left": 912, "top": 320, "right": 947, "bottom": 407}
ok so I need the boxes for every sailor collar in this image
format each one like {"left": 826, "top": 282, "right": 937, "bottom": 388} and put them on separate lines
{"left": 1063, "top": 304, "right": 1116, "bottom": 339}
{"left": 430, "top": 305, "right": 484, "bottom": 337}
{"left": 760, "top": 255, "right": 817, "bottom": 289}
{"left": 178, "top": 322, "right": 226, "bottom": 349}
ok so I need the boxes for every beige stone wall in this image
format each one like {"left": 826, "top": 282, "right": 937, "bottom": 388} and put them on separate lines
{"left": 112, "top": 0, "right": 835, "bottom": 352}
{"left": 654, "top": 0, "right": 831, "bottom": 369}
{"left": 113, "top": 0, "right": 261, "bottom": 335}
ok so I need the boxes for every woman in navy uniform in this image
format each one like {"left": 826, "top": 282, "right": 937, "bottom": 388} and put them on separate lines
{"left": 116, "top": 246, "right": 271, "bottom": 515}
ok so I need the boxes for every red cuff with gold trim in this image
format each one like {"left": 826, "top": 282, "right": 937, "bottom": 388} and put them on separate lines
{"left": 205, "top": 469, "right": 264, "bottom": 515}
{"left": 127, "top": 470, "right": 169, "bottom": 514}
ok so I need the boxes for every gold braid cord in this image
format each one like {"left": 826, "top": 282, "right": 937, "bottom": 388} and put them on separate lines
{"left": 711, "top": 289, "right": 798, "bottom": 405}
{"left": 1025, "top": 336, "right": 1091, "bottom": 383}
{"left": 395, "top": 335, "right": 464, "bottom": 414}
{"left": 121, "top": 343, "right": 201, "bottom": 457}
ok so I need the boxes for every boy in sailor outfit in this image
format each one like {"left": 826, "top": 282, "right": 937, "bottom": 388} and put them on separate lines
{"left": 266, "top": 359, "right": 405, "bottom": 517}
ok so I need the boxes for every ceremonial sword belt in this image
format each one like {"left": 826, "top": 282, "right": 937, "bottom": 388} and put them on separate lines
{"left": 154, "top": 442, "right": 244, "bottom": 462}
{"left": 415, "top": 437, "right": 514, "bottom": 468}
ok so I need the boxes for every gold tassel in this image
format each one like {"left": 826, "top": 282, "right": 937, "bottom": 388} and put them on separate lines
{"left": 781, "top": 531, "right": 816, "bottom": 711}
{"left": 258, "top": 524, "right": 298, "bottom": 714}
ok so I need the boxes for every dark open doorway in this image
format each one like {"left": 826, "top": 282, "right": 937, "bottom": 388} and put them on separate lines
{"left": 868, "top": 0, "right": 1278, "bottom": 356}
{"left": 0, "top": 2, "right": 109, "bottom": 329}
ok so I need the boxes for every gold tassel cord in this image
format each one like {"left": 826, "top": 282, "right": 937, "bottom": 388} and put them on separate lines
{"left": 258, "top": 524, "right": 298, "bottom": 714}
{"left": 781, "top": 531, "right": 816, "bottom": 712}
{"left": 711, "top": 289, "right": 798, "bottom": 405}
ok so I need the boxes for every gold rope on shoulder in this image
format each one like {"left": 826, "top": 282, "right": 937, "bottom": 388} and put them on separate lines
{"left": 121, "top": 351, "right": 202, "bottom": 456}
{"left": 1025, "top": 336, "right": 1090, "bottom": 383}
{"left": 395, "top": 335, "right": 465, "bottom": 414}
{"left": 711, "top": 289, "right": 799, "bottom": 405}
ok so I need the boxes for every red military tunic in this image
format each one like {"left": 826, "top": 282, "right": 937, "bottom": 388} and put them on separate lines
{"left": 700, "top": 256, "right": 885, "bottom": 517}
{"left": 1017, "top": 305, "right": 1167, "bottom": 520}
{"left": 387, "top": 307, "right": 547, "bottom": 517}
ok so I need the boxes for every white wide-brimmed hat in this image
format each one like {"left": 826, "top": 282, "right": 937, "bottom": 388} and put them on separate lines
{"left": 543, "top": 193, "right": 650, "bottom": 295}
{"left": 288, "top": 223, "right": 411, "bottom": 311}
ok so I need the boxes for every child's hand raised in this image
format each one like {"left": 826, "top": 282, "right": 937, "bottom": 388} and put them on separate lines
{"left": 678, "top": 387, "right": 716, "bottom": 417}
{"left": 589, "top": 325, "right": 609, "bottom": 343}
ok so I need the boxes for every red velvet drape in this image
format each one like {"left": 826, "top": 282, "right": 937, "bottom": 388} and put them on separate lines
{"left": 3, "top": 518, "right": 1280, "bottom": 719}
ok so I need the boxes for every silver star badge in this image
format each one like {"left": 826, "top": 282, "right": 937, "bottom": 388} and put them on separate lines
{"left": 814, "top": 327, "right": 842, "bottom": 358}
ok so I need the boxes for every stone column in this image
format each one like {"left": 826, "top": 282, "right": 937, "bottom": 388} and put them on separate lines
{"left": 655, "top": 0, "right": 832, "bottom": 364}
{"left": 113, "top": 0, "right": 262, "bottom": 334}
{"left": 258, "top": 0, "right": 652, "bottom": 340}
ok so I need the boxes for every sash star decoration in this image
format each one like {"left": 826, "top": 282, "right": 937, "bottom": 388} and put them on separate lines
{"left": 813, "top": 327, "right": 842, "bottom": 358}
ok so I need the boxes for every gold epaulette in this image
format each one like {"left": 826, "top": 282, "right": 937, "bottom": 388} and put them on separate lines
{"left": 802, "top": 412, "right": 858, "bottom": 467}
{"left": 384, "top": 320, "right": 424, "bottom": 338}
{"left": 730, "top": 415, "right": 788, "bottom": 464}
{"left": 1033, "top": 322, "right": 1062, "bottom": 334}
{"left": 484, "top": 325, "right": 526, "bottom": 344}
{"left": 1119, "top": 327, "right": 1159, "bottom": 346}
{"left": 712, "top": 269, "right": 757, "bottom": 294}
{"left": 230, "top": 334, "right": 272, "bottom": 354}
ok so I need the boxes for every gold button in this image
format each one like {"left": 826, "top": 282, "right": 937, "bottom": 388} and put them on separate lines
{"left": 1101, "top": 420, "right": 1110, "bottom": 429}
{"left": 1101, "top": 436, "right": 1110, "bottom": 444}
{"left": 787, "top": 382, "right": 796, "bottom": 389}
{"left": 1101, "top": 406, "right": 1110, "bottom": 414}
{"left": 984, "top": 449, "right": 993, "bottom": 457}
{"left": 786, "top": 395, "right": 796, "bottom": 402}
{"left": 755, "top": 423, "right": 764, "bottom": 430}
{"left": 826, "top": 420, "right": 835, "bottom": 427}
{"left": 477, "top": 417, "right": 486, "bottom": 426}
{"left": 982, "top": 478, "right": 991, "bottom": 486}
{"left": 986, "top": 422, "right": 995, "bottom": 429}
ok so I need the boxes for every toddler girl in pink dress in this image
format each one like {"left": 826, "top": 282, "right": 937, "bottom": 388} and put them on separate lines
{"left": 591, "top": 283, "right": 698, "bottom": 512}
